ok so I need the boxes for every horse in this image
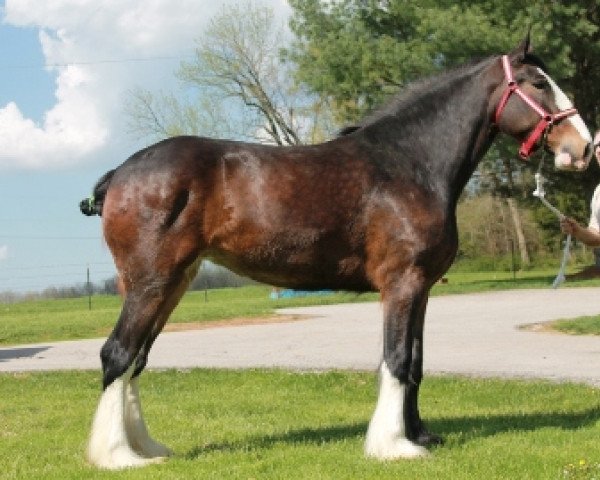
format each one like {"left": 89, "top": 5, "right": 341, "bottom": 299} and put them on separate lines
{"left": 80, "top": 37, "right": 592, "bottom": 469}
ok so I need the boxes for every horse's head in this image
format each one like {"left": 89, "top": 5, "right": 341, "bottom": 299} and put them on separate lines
{"left": 492, "top": 36, "right": 593, "bottom": 171}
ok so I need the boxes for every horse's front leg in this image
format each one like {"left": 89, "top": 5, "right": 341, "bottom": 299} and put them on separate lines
{"left": 404, "top": 296, "right": 443, "bottom": 447}
{"left": 365, "top": 271, "right": 431, "bottom": 459}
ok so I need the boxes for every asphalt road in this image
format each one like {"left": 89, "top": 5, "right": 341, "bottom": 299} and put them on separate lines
{"left": 1, "top": 288, "right": 599, "bottom": 386}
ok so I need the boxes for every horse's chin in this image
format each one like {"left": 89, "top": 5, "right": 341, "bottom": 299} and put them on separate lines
{"left": 554, "top": 151, "right": 586, "bottom": 172}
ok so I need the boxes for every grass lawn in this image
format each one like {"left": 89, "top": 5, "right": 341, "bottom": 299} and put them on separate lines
{"left": 2, "top": 268, "right": 600, "bottom": 346}
{"left": 1, "top": 269, "right": 599, "bottom": 478}
{"left": 1, "top": 369, "right": 599, "bottom": 480}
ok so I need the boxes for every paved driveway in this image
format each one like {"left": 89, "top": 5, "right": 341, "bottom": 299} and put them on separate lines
{"left": 1, "top": 288, "right": 599, "bottom": 386}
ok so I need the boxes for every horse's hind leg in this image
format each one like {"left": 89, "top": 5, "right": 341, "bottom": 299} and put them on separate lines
{"left": 124, "top": 261, "right": 200, "bottom": 459}
{"left": 124, "top": 372, "right": 170, "bottom": 459}
{"left": 87, "top": 258, "right": 200, "bottom": 469}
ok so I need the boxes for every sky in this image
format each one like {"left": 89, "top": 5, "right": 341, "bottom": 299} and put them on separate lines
{"left": 0, "top": 0, "right": 292, "bottom": 294}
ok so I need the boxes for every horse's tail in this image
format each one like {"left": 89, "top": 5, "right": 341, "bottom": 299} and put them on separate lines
{"left": 79, "top": 169, "right": 116, "bottom": 217}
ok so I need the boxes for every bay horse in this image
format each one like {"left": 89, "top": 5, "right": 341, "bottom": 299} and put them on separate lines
{"left": 80, "top": 37, "right": 592, "bottom": 469}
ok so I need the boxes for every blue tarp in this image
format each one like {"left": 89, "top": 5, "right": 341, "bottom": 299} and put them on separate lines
{"left": 270, "top": 289, "right": 333, "bottom": 300}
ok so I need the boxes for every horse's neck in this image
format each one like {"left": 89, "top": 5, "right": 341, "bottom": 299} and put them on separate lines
{"left": 365, "top": 59, "right": 498, "bottom": 208}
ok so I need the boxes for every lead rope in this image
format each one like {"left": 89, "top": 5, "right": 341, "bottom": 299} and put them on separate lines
{"left": 531, "top": 129, "right": 571, "bottom": 288}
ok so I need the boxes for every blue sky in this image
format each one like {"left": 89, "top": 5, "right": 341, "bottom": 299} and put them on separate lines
{"left": 0, "top": 0, "right": 291, "bottom": 294}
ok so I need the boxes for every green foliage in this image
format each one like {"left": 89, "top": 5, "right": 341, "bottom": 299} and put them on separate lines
{"left": 531, "top": 168, "right": 595, "bottom": 244}
{"left": 288, "top": 0, "right": 600, "bottom": 124}
{"left": 0, "top": 369, "right": 598, "bottom": 479}
{"left": 456, "top": 192, "right": 596, "bottom": 266}
{"left": 287, "top": 0, "right": 526, "bottom": 123}
{"left": 457, "top": 194, "right": 544, "bottom": 260}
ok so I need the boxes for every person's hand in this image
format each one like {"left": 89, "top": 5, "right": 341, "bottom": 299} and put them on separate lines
{"left": 560, "top": 217, "right": 580, "bottom": 236}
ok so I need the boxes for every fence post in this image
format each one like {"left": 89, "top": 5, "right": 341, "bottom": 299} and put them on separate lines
{"left": 87, "top": 265, "right": 92, "bottom": 311}
{"left": 510, "top": 239, "right": 516, "bottom": 281}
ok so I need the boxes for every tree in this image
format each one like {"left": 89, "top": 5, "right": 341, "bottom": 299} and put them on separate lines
{"left": 125, "top": 88, "right": 231, "bottom": 139}
{"left": 288, "top": 1, "right": 600, "bottom": 126}
{"left": 126, "top": 2, "right": 333, "bottom": 145}
{"left": 456, "top": 193, "right": 544, "bottom": 266}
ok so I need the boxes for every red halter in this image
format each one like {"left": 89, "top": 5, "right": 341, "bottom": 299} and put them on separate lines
{"left": 494, "top": 55, "right": 578, "bottom": 159}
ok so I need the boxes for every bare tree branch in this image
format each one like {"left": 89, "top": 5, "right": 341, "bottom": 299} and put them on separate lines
{"left": 125, "top": 1, "right": 334, "bottom": 145}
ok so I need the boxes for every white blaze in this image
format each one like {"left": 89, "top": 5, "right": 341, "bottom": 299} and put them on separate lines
{"left": 538, "top": 68, "right": 592, "bottom": 142}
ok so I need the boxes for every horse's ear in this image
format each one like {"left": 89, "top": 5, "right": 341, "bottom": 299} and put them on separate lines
{"left": 523, "top": 25, "right": 533, "bottom": 53}
{"left": 508, "top": 29, "right": 533, "bottom": 63}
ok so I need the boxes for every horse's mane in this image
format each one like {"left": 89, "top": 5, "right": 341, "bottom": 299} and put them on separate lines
{"left": 338, "top": 52, "right": 548, "bottom": 136}
{"left": 523, "top": 52, "right": 548, "bottom": 73}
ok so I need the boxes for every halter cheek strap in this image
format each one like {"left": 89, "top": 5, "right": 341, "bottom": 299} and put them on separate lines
{"left": 494, "top": 55, "right": 578, "bottom": 159}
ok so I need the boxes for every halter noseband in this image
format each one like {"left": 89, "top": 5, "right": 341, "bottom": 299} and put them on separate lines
{"left": 494, "top": 55, "right": 578, "bottom": 159}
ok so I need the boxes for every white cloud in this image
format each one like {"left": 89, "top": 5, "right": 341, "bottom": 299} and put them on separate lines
{"left": 1, "top": 0, "right": 291, "bottom": 170}
{"left": 0, "top": 246, "right": 7, "bottom": 261}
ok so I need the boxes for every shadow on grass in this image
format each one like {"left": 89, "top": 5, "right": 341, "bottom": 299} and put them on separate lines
{"left": 185, "top": 406, "right": 600, "bottom": 458}
{"left": 185, "top": 422, "right": 367, "bottom": 459}
{"left": 428, "top": 406, "right": 600, "bottom": 446}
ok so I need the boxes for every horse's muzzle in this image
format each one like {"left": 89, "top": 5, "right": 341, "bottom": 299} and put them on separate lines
{"left": 554, "top": 142, "right": 592, "bottom": 172}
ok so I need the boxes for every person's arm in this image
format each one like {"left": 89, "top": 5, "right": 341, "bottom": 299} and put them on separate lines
{"left": 560, "top": 217, "right": 600, "bottom": 247}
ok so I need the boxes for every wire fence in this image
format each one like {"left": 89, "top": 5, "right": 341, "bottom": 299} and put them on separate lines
{"left": 0, "top": 260, "right": 257, "bottom": 303}
{"left": 0, "top": 262, "right": 116, "bottom": 299}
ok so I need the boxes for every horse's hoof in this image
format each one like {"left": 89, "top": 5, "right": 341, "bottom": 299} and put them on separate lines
{"left": 415, "top": 430, "right": 444, "bottom": 447}
{"left": 87, "top": 446, "right": 164, "bottom": 470}
{"left": 134, "top": 441, "right": 172, "bottom": 459}
{"left": 365, "top": 437, "right": 430, "bottom": 460}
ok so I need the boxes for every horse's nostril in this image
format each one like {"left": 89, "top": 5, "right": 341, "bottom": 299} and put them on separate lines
{"left": 584, "top": 142, "right": 592, "bottom": 159}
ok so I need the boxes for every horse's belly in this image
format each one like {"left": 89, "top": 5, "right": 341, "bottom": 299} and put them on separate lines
{"left": 206, "top": 241, "right": 372, "bottom": 292}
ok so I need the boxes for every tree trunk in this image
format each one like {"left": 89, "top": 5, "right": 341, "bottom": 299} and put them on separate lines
{"left": 505, "top": 197, "right": 530, "bottom": 267}
{"left": 594, "top": 248, "right": 600, "bottom": 267}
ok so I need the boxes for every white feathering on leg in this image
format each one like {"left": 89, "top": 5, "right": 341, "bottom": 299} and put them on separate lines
{"left": 125, "top": 377, "right": 172, "bottom": 459}
{"left": 87, "top": 366, "right": 159, "bottom": 469}
{"left": 364, "top": 363, "right": 429, "bottom": 460}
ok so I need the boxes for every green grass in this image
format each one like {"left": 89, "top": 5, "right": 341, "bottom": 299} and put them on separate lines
{"left": 2, "top": 268, "right": 600, "bottom": 346}
{"left": 434, "top": 268, "right": 600, "bottom": 295}
{"left": 0, "top": 286, "right": 377, "bottom": 346}
{"left": 551, "top": 315, "right": 600, "bottom": 336}
{"left": 0, "top": 369, "right": 598, "bottom": 479}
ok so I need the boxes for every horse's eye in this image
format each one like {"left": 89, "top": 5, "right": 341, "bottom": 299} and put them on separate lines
{"left": 532, "top": 79, "right": 548, "bottom": 90}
